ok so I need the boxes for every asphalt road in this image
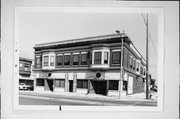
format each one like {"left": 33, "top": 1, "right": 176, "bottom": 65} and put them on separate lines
{"left": 19, "top": 93, "right": 157, "bottom": 106}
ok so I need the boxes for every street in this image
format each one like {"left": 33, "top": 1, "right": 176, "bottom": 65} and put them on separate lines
{"left": 19, "top": 92, "right": 157, "bottom": 106}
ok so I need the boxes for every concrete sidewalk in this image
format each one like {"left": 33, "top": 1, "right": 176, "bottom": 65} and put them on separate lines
{"left": 19, "top": 90, "right": 157, "bottom": 102}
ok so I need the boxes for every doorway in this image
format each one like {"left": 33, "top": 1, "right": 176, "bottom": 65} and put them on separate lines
{"left": 90, "top": 80, "right": 107, "bottom": 95}
{"left": 45, "top": 79, "right": 53, "bottom": 91}
{"left": 69, "top": 80, "right": 73, "bottom": 92}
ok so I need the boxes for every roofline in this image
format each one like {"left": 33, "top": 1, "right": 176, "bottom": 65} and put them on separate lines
{"left": 131, "top": 43, "right": 146, "bottom": 64}
{"left": 34, "top": 33, "right": 128, "bottom": 48}
{"left": 19, "top": 57, "right": 33, "bottom": 62}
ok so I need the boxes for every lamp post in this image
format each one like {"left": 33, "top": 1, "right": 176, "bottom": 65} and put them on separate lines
{"left": 116, "top": 30, "right": 124, "bottom": 99}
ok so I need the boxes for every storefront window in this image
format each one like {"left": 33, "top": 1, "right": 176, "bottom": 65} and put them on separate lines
{"left": 77, "top": 80, "right": 88, "bottom": 89}
{"left": 109, "top": 80, "right": 118, "bottom": 90}
{"left": 55, "top": 79, "right": 65, "bottom": 87}
{"left": 36, "top": 79, "right": 44, "bottom": 86}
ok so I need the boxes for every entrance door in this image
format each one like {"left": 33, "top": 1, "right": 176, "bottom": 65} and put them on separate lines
{"left": 127, "top": 76, "right": 133, "bottom": 94}
{"left": 45, "top": 79, "right": 53, "bottom": 91}
{"left": 91, "top": 80, "right": 107, "bottom": 95}
{"left": 69, "top": 80, "right": 73, "bottom": 92}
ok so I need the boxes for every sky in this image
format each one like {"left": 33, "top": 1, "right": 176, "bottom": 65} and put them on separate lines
{"left": 18, "top": 10, "right": 158, "bottom": 79}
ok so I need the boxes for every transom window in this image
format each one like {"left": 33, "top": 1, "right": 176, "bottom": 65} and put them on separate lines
{"left": 94, "top": 52, "right": 102, "bottom": 64}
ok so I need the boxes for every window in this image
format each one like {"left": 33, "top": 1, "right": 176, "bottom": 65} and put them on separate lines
{"left": 77, "top": 80, "right": 88, "bottom": 89}
{"left": 19, "top": 63, "right": 23, "bottom": 68}
{"left": 50, "top": 56, "right": 54, "bottom": 66}
{"left": 81, "top": 53, "right": 88, "bottom": 65}
{"left": 73, "top": 54, "right": 79, "bottom": 65}
{"left": 56, "top": 55, "right": 63, "bottom": 66}
{"left": 133, "top": 59, "right": 135, "bottom": 70}
{"left": 123, "top": 81, "right": 127, "bottom": 91}
{"left": 64, "top": 55, "right": 70, "bottom": 66}
{"left": 94, "top": 52, "right": 102, "bottom": 64}
{"left": 140, "top": 66, "right": 143, "bottom": 74}
{"left": 136, "top": 62, "right": 140, "bottom": 71}
{"left": 109, "top": 80, "right": 118, "bottom": 90}
{"left": 55, "top": 79, "right": 65, "bottom": 87}
{"left": 104, "top": 52, "right": 108, "bottom": 64}
{"left": 36, "top": 79, "right": 44, "bottom": 86}
{"left": 24, "top": 64, "right": 30, "bottom": 71}
{"left": 112, "top": 51, "right": 121, "bottom": 64}
{"left": 35, "top": 56, "right": 42, "bottom": 68}
{"left": 129, "top": 57, "right": 133, "bottom": 68}
{"left": 44, "top": 56, "right": 49, "bottom": 66}
{"left": 143, "top": 68, "right": 146, "bottom": 75}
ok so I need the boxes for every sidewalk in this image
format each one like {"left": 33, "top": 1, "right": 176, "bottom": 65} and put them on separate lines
{"left": 19, "top": 90, "right": 157, "bottom": 102}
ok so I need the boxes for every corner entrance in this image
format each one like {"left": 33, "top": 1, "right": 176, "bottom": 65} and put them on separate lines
{"left": 45, "top": 79, "right": 53, "bottom": 91}
{"left": 90, "top": 80, "right": 107, "bottom": 95}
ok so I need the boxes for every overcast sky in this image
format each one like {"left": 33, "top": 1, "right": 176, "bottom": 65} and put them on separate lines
{"left": 18, "top": 10, "right": 158, "bottom": 79}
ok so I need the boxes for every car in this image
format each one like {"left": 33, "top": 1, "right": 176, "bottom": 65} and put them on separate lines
{"left": 19, "top": 83, "right": 33, "bottom": 90}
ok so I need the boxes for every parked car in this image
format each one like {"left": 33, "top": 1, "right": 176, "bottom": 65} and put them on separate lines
{"left": 19, "top": 83, "right": 33, "bottom": 90}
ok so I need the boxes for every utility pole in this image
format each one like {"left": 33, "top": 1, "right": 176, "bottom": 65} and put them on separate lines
{"left": 116, "top": 30, "right": 124, "bottom": 99}
{"left": 145, "top": 14, "right": 149, "bottom": 99}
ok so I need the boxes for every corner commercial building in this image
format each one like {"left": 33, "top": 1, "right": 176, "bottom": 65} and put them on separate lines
{"left": 33, "top": 33, "right": 146, "bottom": 96}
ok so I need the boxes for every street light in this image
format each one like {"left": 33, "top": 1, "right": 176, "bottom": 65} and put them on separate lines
{"left": 116, "top": 30, "right": 124, "bottom": 99}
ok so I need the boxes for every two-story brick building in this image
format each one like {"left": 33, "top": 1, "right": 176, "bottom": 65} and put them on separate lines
{"left": 33, "top": 33, "right": 146, "bottom": 96}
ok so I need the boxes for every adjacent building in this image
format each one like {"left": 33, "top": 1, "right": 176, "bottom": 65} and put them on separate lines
{"left": 19, "top": 57, "right": 34, "bottom": 90}
{"left": 33, "top": 33, "right": 146, "bottom": 96}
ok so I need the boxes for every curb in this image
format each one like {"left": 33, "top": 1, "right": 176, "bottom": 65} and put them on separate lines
{"left": 19, "top": 91, "right": 156, "bottom": 102}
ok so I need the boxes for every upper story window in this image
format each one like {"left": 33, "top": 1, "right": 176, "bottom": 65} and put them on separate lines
{"left": 64, "top": 53, "right": 71, "bottom": 66}
{"left": 136, "top": 62, "right": 140, "bottom": 72}
{"left": 132, "top": 58, "right": 136, "bottom": 70}
{"left": 140, "top": 66, "right": 143, "bottom": 75}
{"left": 73, "top": 53, "right": 79, "bottom": 65}
{"left": 129, "top": 56, "right": 134, "bottom": 69}
{"left": 104, "top": 51, "right": 109, "bottom": 64}
{"left": 35, "top": 55, "right": 42, "bottom": 68}
{"left": 81, "top": 52, "right": 88, "bottom": 65}
{"left": 24, "top": 63, "right": 30, "bottom": 71}
{"left": 43, "top": 56, "right": 49, "bottom": 66}
{"left": 56, "top": 54, "right": 63, "bottom": 66}
{"left": 143, "top": 67, "right": 146, "bottom": 76}
{"left": 19, "top": 63, "right": 23, "bottom": 68}
{"left": 94, "top": 52, "right": 102, "bottom": 64}
{"left": 112, "top": 50, "right": 121, "bottom": 64}
{"left": 50, "top": 56, "right": 54, "bottom": 66}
